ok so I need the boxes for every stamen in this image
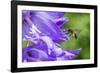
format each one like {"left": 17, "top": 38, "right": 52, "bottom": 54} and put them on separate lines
{"left": 31, "top": 25, "right": 41, "bottom": 33}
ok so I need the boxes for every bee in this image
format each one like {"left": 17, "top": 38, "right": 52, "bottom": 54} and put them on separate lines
{"left": 67, "top": 28, "right": 80, "bottom": 39}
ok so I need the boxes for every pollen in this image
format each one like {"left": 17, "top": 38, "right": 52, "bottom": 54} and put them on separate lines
{"left": 31, "top": 27, "right": 36, "bottom": 33}
{"left": 31, "top": 25, "right": 41, "bottom": 33}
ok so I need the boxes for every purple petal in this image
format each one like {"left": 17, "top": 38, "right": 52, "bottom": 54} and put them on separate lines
{"left": 56, "top": 18, "right": 68, "bottom": 27}
{"left": 22, "top": 44, "right": 49, "bottom": 62}
{"left": 46, "top": 12, "right": 68, "bottom": 27}
{"left": 52, "top": 43, "right": 63, "bottom": 56}
{"left": 46, "top": 12, "right": 64, "bottom": 19}
{"left": 40, "top": 35, "right": 54, "bottom": 55}
{"left": 63, "top": 48, "right": 81, "bottom": 60}
{"left": 22, "top": 10, "right": 31, "bottom": 21}
{"left": 66, "top": 48, "right": 81, "bottom": 55}
{"left": 30, "top": 12, "right": 68, "bottom": 42}
{"left": 30, "top": 12, "right": 60, "bottom": 34}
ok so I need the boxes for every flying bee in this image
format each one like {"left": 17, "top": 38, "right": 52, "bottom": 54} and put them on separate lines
{"left": 67, "top": 28, "right": 80, "bottom": 39}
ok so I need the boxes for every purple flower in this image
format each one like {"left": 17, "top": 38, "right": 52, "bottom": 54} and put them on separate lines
{"left": 22, "top": 11, "right": 68, "bottom": 42}
{"left": 22, "top": 10, "right": 81, "bottom": 62}
{"left": 22, "top": 43, "right": 81, "bottom": 62}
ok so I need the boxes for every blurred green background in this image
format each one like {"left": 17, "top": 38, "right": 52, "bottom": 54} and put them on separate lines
{"left": 61, "top": 12, "right": 90, "bottom": 59}
{"left": 22, "top": 12, "right": 90, "bottom": 60}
